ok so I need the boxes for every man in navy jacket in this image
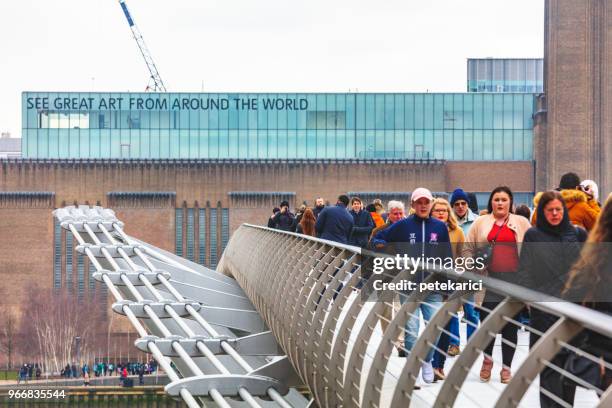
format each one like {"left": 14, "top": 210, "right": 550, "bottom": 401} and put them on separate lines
{"left": 315, "top": 195, "right": 354, "bottom": 244}
{"left": 348, "top": 197, "right": 375, "bottom": 247}
{"left": 371, "top": 189, "right": 452, "bottom": 267}
{"left": 371, "top": 187, "right": 452, "bottom": 384}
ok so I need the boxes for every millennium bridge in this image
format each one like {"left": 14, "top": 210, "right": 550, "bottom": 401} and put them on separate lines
{"left": 51, "top": 206, "right": 612, "bottom": 408}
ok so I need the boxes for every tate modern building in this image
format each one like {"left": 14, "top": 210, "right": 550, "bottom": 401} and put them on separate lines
{"left": 1, "top": 61, "right": 542, "bottom": 331}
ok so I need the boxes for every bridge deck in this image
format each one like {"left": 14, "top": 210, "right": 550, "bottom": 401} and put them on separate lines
{"left": 346, "top": 293, "right": 600, "bottom": 407}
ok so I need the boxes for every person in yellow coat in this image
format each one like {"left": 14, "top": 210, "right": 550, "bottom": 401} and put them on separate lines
{"left": 429, "top": 197, "right": 465, "bottom": 380}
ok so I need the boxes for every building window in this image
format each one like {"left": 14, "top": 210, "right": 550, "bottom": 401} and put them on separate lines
{"left": 66, "top": 232, "right": 73, "bottom": 294}
{"left": 89, "top": 257, "right": 96, "bottom": 294}
{"left": 54, "top": 218, "right": 61, "bottom": 290}
{"left": 415, "top": 144, "right": 425, "bottom": 159}
{"left": 306, "top": 111, "right": 346, "bottom": 129}
{"left": 128, "top": 114, "right": 140, "bottom": 129}
{"left": 210, "top": 208, "right": 218, "bottom": 268}
{"left": 186, "top": 208, "right": 194, "bottom": 262}
{"left": 199, "top": 208, "right": 206, "bottom": 266}
{"left": 77, "top": 253, "right": 85, "bottom": 299}
{"left": 99, "top": 113, "right": 107, "bottom": 129}
{"left": 175, "top": 206, "right": 229, "bottom": 268}
{"left": 38, "top": 112, "right": 89, "bottom": 129}
{"left": 221, "top": 208, "right": 229, "bottom": 252}
{"left": 53, "top": 219, "right": 99, "bottom": 299}
{"left": 175, "top": 208, "right": 183, "bottom": 257}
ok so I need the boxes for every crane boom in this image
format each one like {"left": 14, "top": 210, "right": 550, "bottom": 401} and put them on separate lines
{"left": 118, "top": 0, "right": 167, "bottom": 92}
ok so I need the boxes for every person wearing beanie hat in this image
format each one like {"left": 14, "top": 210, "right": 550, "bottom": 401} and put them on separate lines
{"left": 447, "top": 188, "right": 479, "bottom": 357}
{"left": 450, "top": 188, "right": 478, "bottom": 236}
{"left": 558, "top": 172, "right": 581, "bottom": 190}
{"left": 450, "top": 188, "right": 469, "bottom": 205}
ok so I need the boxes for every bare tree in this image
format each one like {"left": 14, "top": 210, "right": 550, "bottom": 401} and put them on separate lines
{"left": 0, "top": 312, "right": 17, "bottom": 379}
{"left": 0, "top": 284, "right": 18, "bottom": 379}
{"left": 19, "top": 286, "right": 106, "bottom": 374}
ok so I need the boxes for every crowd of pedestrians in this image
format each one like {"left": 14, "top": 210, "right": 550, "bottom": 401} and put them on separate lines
{"left": 16, "top": 363, "right": 41, "bottom": 384}
{"left": 98, "top": 360, "right": 157, "bottom": 378}
{"left": 14, "top": 359, "right": 157, "bottom": 387}
{"left": 266, "top": 171, "right": 611, "bottom": 404}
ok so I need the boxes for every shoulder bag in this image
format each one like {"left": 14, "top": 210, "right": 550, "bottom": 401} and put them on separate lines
{"left": 475, "top": 217, "right": 507, "bottom": 267}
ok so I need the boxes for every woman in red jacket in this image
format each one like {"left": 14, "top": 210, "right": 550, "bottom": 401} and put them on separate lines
{"left": 121, "top": 366, "right": 128, "bottom": 385}
{"left": 462, "top": 186, "right": 532, "bottom": 384}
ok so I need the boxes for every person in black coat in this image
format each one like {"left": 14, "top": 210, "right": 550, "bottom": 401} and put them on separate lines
{"left": 562, "top": 195, "right": 612, "bottom": 404}
{"left": 138, "top": 364, "right": 145, "bottom": 385}
{"left": 313, "top": 197, "right": 326, "bottom": 218}
{"left": 517, "top": 190, "right": 588, "bottom": 407}
{"left": 315, "top": 195, "right": 354, "bottom": 244}
{"left": 267, "top": 207, "right": 280, "bottom": 228}
{"left": 518, "top": 191, "right": 588, "bottom": 296}
{"left": 348, "top": 197, "right": 374, "bottom": 247}
{"left": 271, "top": 201, "right": 296, "bottom": 232}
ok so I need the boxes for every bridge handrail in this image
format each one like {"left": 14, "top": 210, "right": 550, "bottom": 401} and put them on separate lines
{"left": 239, "top": 224, "right": 612, "bottom": 337}
{"left": 220, "top": 223, "right": 612, "bottom": 408}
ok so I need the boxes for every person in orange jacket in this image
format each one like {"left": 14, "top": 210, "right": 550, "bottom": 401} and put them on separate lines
{"left": 532, "top": 173, "right": 600, "bottom": 231}
{"left": 366, "top": 203, "right": 385, "bottom": 228}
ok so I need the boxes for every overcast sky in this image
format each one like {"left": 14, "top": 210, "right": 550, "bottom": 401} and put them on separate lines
{"left": 0, "top": 0, "right": 544, "bottom": 137}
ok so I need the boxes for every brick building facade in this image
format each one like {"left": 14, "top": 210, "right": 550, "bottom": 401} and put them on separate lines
{"left": 536, "top": 0, "right": 612, "bottom": 194}
{"left": 0, "top": 158, "right": 534, "bottom": 365}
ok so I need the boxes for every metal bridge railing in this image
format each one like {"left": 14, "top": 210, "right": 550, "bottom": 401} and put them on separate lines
{"left": 219, "top": 224, "right": 612, "bottom": 408}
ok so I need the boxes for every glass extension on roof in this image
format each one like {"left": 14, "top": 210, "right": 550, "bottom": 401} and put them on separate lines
{"left": 22, "top": 92, "right": 536, "bottom": 161}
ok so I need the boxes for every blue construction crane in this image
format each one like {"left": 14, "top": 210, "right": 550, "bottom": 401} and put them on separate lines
{"left": 118, "top": 0, "right": 167, "bottom": 92}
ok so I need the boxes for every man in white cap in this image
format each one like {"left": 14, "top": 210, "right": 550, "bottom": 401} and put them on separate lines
{"left": 372, "top": 187, "right": 453, "bottom": 384}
